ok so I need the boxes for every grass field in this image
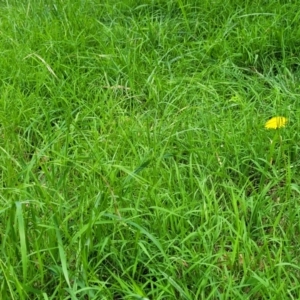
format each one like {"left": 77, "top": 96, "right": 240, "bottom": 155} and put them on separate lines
{"left": 1, "top": 0, "right": 300, "bottom": 299}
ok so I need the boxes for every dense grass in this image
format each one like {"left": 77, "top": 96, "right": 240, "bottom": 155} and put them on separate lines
{"left": 1, "top": 0, "right": 300, "bottom": 299}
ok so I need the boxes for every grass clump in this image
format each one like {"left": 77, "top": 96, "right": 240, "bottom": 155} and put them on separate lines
{"left": 1, "top": 0, "right": 300, "bottom": 299}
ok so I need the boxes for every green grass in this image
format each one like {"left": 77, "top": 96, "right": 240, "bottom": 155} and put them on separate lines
{"left": 1, "top": 0, "right": 300, "bottom": 299}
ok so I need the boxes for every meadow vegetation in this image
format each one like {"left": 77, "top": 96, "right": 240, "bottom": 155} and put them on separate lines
{"left": 1, "top": 0, "right": 300, "bottom": 299}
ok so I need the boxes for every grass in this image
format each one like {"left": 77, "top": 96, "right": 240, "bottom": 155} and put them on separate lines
{"left": 1, "top": 0, "right": 300, "bottom": 299}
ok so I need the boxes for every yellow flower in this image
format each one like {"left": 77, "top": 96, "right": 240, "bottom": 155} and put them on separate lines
{"left": 265, "top": 116, "right": 287, "bottom": 129}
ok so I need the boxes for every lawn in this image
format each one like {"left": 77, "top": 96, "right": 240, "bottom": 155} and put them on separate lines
{"left": 1, "top": 0, "right": 300, "bottom": 299}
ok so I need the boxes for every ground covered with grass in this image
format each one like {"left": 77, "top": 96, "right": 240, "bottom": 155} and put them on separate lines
{"left": 1, "top": 0, "right": 300, "bottom": 299}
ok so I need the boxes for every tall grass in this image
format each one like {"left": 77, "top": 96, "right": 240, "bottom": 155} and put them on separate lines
{"left": 1, "top": 0, "right": 300, "bottom": 299}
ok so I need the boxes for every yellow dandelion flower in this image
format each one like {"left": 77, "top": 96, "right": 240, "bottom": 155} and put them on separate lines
{"left": 265, "top": 116, "right": 287, "bottom": 129}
